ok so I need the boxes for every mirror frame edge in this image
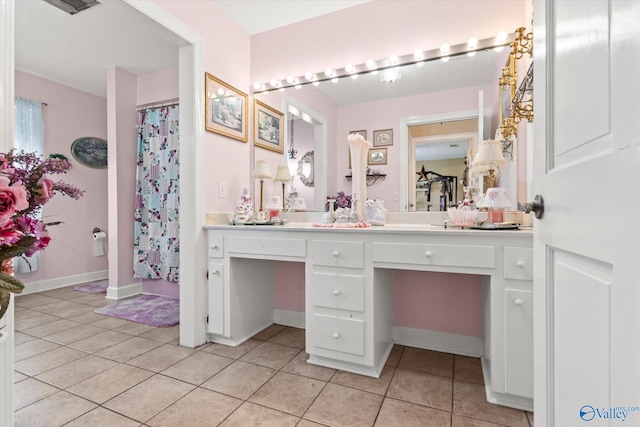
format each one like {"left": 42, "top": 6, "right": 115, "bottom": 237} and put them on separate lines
{"left": 400, "top": 108, "right": 481, "bottom": 211}
{"left": 284, "top": 93, "right": 327, "bottom": 211}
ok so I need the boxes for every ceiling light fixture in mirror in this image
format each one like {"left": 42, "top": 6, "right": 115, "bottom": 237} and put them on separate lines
{"left": 252, "top": 32, "right": 516, "bottom": 94}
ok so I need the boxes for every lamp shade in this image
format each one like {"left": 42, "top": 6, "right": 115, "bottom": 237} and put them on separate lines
{"left": 471, "top": 138, "right": 506, "bottom": 174}
{"left": 291, "top": 197, "right": 307, "bottom": 211}
{"left": 274, "top": 165, "right": 292, "bottom": 182}
{"left": 265, "top": 195, "right": 281, "bottom": 209}
{"left": 481, "top": 187, "right": 512, "bottom": 209}
{"left": 254, "top": 160, "right": 272, "bottom": 179}
{"left": 287, "top": 157, "right": 298, "bottom": 177}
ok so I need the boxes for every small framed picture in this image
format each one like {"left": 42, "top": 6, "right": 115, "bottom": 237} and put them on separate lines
{"left": 205, "top": 72, "right": 248, "bottom": 142}
{"left": 349, "top": 130, "right": 367, "bottom": 141}
{"left": 254, "top": 100, "right": 284, "bottom": 153}
{"left": 373, "top": 129, "right": 393, "bottom": 147}
{"left": 368, "top": 148, "right": 387, "bottom": 165}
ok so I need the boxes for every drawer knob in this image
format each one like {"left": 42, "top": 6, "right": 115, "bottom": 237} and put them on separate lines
{"left": 212, "top": 270, "right": 220, "bottom": 275}
{"left": 333, "top": 289, "right": 340, "bottom": 296}
{"left": 425, "top": 251, "right": 432, "bottom": 258}
{"left": 514, "top": 298, "right": 523, "bottom": 306}
{"left": 333, "top": 332, "right": 341, "bottom": 339}
{"left": 332, "top": 251, "right": 340, "bottom": 257}
{"left": 211, "top": 245, "right": 219, "bottom": 250}
{"left": 516, "top": 260, "right": 525, "bottom": 267}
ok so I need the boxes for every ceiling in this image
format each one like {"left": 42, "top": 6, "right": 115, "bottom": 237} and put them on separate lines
{"left": 15, "top": 0, "right": 362, "bottom": 98}
{"left": 210, "top": 0, "right": 371, "bottom": 35}
{"left": 14, "top": 0, "right": 505, "bottom": 106}
{"left": 15, "top": 0, "right": 190, "bottom": 97}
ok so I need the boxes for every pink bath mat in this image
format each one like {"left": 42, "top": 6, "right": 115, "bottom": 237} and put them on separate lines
{"left": 94, "top": 294, "right": 179, "bottom": 327}
{"left": 74, "top": 280, "right": 109, "bottom": 294}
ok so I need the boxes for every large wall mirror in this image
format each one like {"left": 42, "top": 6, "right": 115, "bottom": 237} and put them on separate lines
{"left": 254, "top": 45, "right": 515, "bottom": 212}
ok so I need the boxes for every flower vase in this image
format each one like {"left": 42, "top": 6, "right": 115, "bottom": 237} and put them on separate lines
{"left": 348, "top": 133, "right": 372, "bottom": 217}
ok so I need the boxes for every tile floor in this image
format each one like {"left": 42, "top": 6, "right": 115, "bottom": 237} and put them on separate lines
{"left": 12, "top": 285, "right": 535, "bottom": 426}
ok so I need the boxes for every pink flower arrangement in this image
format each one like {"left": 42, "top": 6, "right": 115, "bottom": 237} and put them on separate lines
{"left": 0, "top": 149, "right": 84, "bottom": 319}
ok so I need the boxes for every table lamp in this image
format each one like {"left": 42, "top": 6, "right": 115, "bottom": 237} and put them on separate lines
{"left": 274, "top": 165, "right": 292, "bottom": 210}
{"left": 254, "top": 160, "right": 272, "bottom": 213}
{"left": 470, "top": 138, "right": 506, "bottom": 189}
{"left": 481, "top": 187, "right": 512, "bottom": 223}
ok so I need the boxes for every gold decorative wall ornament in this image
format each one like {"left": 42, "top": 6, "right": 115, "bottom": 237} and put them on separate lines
{"left": 498, "top": 26, "right": 534, "bottom": 149}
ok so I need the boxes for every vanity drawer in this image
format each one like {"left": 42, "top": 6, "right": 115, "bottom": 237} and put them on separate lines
{"left": 503, "top": 247, "right": 533, "bottom": 281}
{"left": 311, "top": 314, "right": 365, "bottom": 356}
{"left": 372, "top": 243, "right": 494, "bottom": 269}
{"left": 311, "top": 272, "right": 365, "bottom": 312}
{"left": 207, "top": 262, "right": 224, "bottom": 335}
{"left": 226, "top": 236, "right": 306, "bottom": 258}
{"left": 311, "top": 240, "right": 364, "bottom": 269}
{"left": 208, "top": 235, "right": 224, "bottom": 258}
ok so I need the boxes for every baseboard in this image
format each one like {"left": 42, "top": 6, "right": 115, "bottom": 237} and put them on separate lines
{"left": 273, "top": 309, "right": 305, "bottom": 329}
{"left": 481, "top": 357, "right": 533, "bottom": 411}
{"left": 106, "top": 283, "right": 143, "bottom": 300}
{"left": 393, "top": 326, "right": 484, "bottom": 357}
{"left": 18, "top": 270, "right": 109, "bottom": 296}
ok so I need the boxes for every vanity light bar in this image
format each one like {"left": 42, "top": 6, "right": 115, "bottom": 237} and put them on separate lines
{"left": 253, "top": 32, "right": 516, "bottom": 95}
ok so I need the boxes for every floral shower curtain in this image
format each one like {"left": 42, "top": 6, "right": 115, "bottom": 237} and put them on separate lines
{"left": 133, "top": 105, "right": 180, "bottom": 282}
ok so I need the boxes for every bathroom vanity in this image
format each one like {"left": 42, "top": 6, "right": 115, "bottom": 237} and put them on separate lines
{"left": 204, "top": 222, "right": 533, "bottom": 411}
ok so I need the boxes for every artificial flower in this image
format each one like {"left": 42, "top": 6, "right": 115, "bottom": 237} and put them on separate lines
{"left": 0, "top": 149, "right": 84, "bottom": 320}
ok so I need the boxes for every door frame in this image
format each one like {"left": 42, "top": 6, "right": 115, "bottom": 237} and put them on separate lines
{"left": 400, "top": 109, "right": 480, "bottom": 211}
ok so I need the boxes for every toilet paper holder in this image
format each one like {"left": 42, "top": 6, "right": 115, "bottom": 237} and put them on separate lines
{"left": 92, "top": 227, "right": 102, "bottom": 234}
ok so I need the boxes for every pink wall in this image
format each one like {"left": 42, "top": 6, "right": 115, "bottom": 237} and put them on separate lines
{"left": 15, "top": 71, "right": 109, "bottom": 284}
{"left": 274, "top": 262, "right": 305, "bottom": 312}
{"left": 107, "top": 67, "right": 138, "bottom": 289}
{"left": 152, "top": 0, "right": 252, "bottom": 214}
{"left": 393, "top": 271, "right": 483, "bottom": 337}
{"left": 137, "top": 66, "right": 179, "bottom": 106}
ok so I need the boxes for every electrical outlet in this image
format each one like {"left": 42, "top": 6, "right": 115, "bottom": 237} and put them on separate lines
{"left": 393, "top": 191, "right": 400, "bottom": 202}
{"left": 218, "top": 182, "right": 227, "bottom": 199}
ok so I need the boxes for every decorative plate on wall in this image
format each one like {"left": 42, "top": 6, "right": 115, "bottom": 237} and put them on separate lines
{"left": 71, "top": 137, "right": 108, "bottom": 168}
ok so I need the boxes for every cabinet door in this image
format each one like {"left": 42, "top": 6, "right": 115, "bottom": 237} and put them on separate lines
{"left": 504, "top": 288, "right": 533, "bottom": 398}
{"left": 207, "top": 262, "right": 224, "bottom": 335}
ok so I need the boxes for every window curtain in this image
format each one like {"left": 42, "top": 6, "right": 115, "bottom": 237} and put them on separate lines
{"left": 133, "top": 105, "right": 180, "bottom": 282}
{"left": 14, "top": 97, "right": 44, "bottom": 273}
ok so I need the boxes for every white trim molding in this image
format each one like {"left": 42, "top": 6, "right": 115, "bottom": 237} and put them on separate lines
{"left": 393, "top": 326, "right": 484, "bottom": 358}
{"left": 124, "top": 0, "right": 205, "bottom": 349}
{"left": 18, "top": 270, "right": 108, "bottom": 295}
{"left": 273, "top": 309, "right": 305, "bottom": 329}
{"left": 106, "top": 282, "right": 143, "bottom": 300}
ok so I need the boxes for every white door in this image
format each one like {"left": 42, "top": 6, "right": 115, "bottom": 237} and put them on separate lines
{"left": 534, "top": 1, "right": 640, "bottom": 426}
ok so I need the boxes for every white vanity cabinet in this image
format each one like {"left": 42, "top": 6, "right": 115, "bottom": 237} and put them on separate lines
{"left": 204, "top": 224, "right": 533, "bottom": 411}
{"left": 306, "top": 238, "right": 394, "bottom": 377}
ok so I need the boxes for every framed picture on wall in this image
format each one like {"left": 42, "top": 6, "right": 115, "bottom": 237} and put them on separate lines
{"left": 368, "top": 148, "right": 387, "bottom": 165}
{"left": 205, "top": 72, "right": 248, "bottom": 142}
{"left": 349, "top": 129, "right": 367, "bottom": 140}
{"left": 71, "top": 137, "right": 108, "bottom": 168}
{"left": 254, "top": 100, "right": 284, "bottom": 153}
{"left": 373, "top": 129, "right": 393, "bottom": 147}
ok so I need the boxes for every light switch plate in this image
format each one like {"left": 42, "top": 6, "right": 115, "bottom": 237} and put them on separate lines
{"left": 218, "top": 182, "right": 227, "bottom": 198}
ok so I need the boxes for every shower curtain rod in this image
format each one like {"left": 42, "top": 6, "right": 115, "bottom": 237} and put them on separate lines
{"left": 136, "top": 98, "right": 179, "bottom": 111}
{"left": 16, "top": 96, "right": 47, "bottom": 106}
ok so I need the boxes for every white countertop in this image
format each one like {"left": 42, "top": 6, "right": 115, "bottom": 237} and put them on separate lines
{"left": 204, "top": 221, "right": 533, "bottom": 237}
